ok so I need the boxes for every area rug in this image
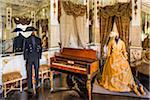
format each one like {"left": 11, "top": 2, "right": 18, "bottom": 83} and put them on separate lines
{"left": 93, "top": 83, "right": 150, "bottom": 99}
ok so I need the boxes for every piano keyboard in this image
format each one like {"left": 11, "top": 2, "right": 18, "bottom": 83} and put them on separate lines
{"left": 52, "top": 62, "right": 87, "bottom": 71}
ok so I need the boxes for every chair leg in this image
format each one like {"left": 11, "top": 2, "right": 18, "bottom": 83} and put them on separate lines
{"left": 4, "top": 84, "right": 7, "bottom": 98}
{"left": 20, "top": 79, "right": 22, "bottom": 92}
{"left": 16, "top": 81, "right": 19, "bottom": 87}
{"left": 33, "top": 83, "right": 36, "bottom": 94}
{"left": 48, "top": 71, "right": 51, "bottom": 87}
{"left": 41, "top": 72, "right": 44, "bottom": 85}
{"left": 50, "top": 71, "right": 54, "bottom": 91}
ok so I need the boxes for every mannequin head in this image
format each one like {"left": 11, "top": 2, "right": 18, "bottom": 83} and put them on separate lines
{"left": 110, "top": 31, "right": 118, "bottom": 38}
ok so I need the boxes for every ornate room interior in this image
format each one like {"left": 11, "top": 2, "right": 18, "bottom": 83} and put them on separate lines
{"left": 0, "top": 0, "right": 149, "bottom": 100}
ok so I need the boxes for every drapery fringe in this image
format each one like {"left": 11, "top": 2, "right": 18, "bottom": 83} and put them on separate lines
{"left": 62, "top": 1, "right": 86, "bottom": 17}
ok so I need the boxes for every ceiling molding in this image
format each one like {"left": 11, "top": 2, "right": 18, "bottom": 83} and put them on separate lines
{"left": 0, "top": 0, "right": 38, "bottom": 8}
{"left": 0, "top": 0, "right": 49, "bottom": 17}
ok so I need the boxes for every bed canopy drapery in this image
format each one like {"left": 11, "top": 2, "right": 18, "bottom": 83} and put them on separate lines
{"left": 60, "top": 1, "right": 87, "bottom": 48}
{"left": 97, "top": 2, "right": 132, "bottom": 54}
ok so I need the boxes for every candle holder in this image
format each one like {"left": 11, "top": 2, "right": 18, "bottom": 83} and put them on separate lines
{"left": 53, "top": 0, "right": 56, "bottom": 15}
{"left": 134, "top": 0, "right": 138, "bottom": 16}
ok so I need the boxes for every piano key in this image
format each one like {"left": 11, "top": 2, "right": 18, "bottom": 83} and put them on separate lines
{"left": 52, "top": 62, "right": 87, "bottom": 71}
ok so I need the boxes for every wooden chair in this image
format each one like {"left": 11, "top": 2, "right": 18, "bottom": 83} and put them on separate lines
{"left": 2, "top": 71, "right": 22, "bottom": 98}
{"left": 39, "top": 64, "right": 50, "bottom": 85}
{"left": 31, "top": 64, "right": 50, "bottom": 94}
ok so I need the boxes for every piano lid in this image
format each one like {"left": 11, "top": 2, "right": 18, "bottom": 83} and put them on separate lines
{"left": 60, "top": 47, "right": 97, "bottom": 60}
{"left": 55, "top": 52, "right": 96, "bottom": 63}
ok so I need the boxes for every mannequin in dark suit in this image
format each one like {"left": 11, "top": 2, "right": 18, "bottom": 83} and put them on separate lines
{"left": 13, "top": 33, "right": 25, "bottom": 52}
{"left": 23, "top": 30, "right": 42, "bottom": 93}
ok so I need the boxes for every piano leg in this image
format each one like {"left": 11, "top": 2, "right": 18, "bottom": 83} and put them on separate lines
{"left": 87, "top": 75, "right": 91, "bottom": 100}
{"left": 50, "top": 71, "right": 54, "bottom": 92}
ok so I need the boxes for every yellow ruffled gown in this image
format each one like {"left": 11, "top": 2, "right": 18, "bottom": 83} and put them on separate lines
{"left": 100, "top": 39, "right": 135, "bottom": 92}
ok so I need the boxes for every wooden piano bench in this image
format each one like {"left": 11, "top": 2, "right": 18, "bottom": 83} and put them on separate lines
{"left": 2, "top": 71, "right": 22, "bottom": 98}
{"left": 39, "top": 64, "right": 51, "bottom": 85}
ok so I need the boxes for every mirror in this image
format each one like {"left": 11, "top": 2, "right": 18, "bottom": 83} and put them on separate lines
{"left": 0, "top": 0, "right": 50, "bottom": 55}
{"left": 141, "top": 11, "right": 150, "bottom": 50}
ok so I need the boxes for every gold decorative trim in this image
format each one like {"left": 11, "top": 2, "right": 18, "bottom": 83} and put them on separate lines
{"left": 62, "top": 1, "right": 87, "bottom": 17}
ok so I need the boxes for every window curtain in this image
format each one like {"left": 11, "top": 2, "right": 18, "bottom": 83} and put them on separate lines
{"left": 115, "top": 16, "right": 130, "bottom": 48}
{"left": 99, "top": 16, "right": 113, "bottom": 55}
{"left": 60, "top": 1, "right": 87, "bottom": 48}
{"left": 98, "top": 2, "right": 132, "bottom": 54}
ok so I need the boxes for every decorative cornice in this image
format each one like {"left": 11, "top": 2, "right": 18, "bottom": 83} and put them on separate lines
{"left": 142, "top": 3, "right": 150, "bottom": 14}
{"left": 0, "top": 0, "right": 50, "bottom": 18}
{"left": 0, "top": 0, "right": 38, "bottom": 8}
{"left": 129, "top": 46, "right": 143, "bottom": 49}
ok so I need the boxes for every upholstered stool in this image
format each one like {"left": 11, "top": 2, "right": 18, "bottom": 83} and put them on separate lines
{"left": 2, "top": 71, "right": 22, "bottom": 97}
{"left": 39, "top": 64, "right": 50, "bottom": 85}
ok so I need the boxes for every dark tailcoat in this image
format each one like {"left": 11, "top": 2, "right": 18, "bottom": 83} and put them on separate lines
{"left": 13, "top": 33, "right": 25, "bottom": 52}
{"left": 23, "top": 35, "right": 42, "bottom": 60}
{"left": 23, "top": 35, "right": 42, "bottom": 89}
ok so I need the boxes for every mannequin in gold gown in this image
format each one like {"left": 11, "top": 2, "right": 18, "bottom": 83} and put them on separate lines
{"left": 99, "top": 31, "right": 145, "bottom": 95}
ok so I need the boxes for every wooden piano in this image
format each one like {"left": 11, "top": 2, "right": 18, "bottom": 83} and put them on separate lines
{"left": 50, "top": 48, "right": 99, "bottom": 100}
